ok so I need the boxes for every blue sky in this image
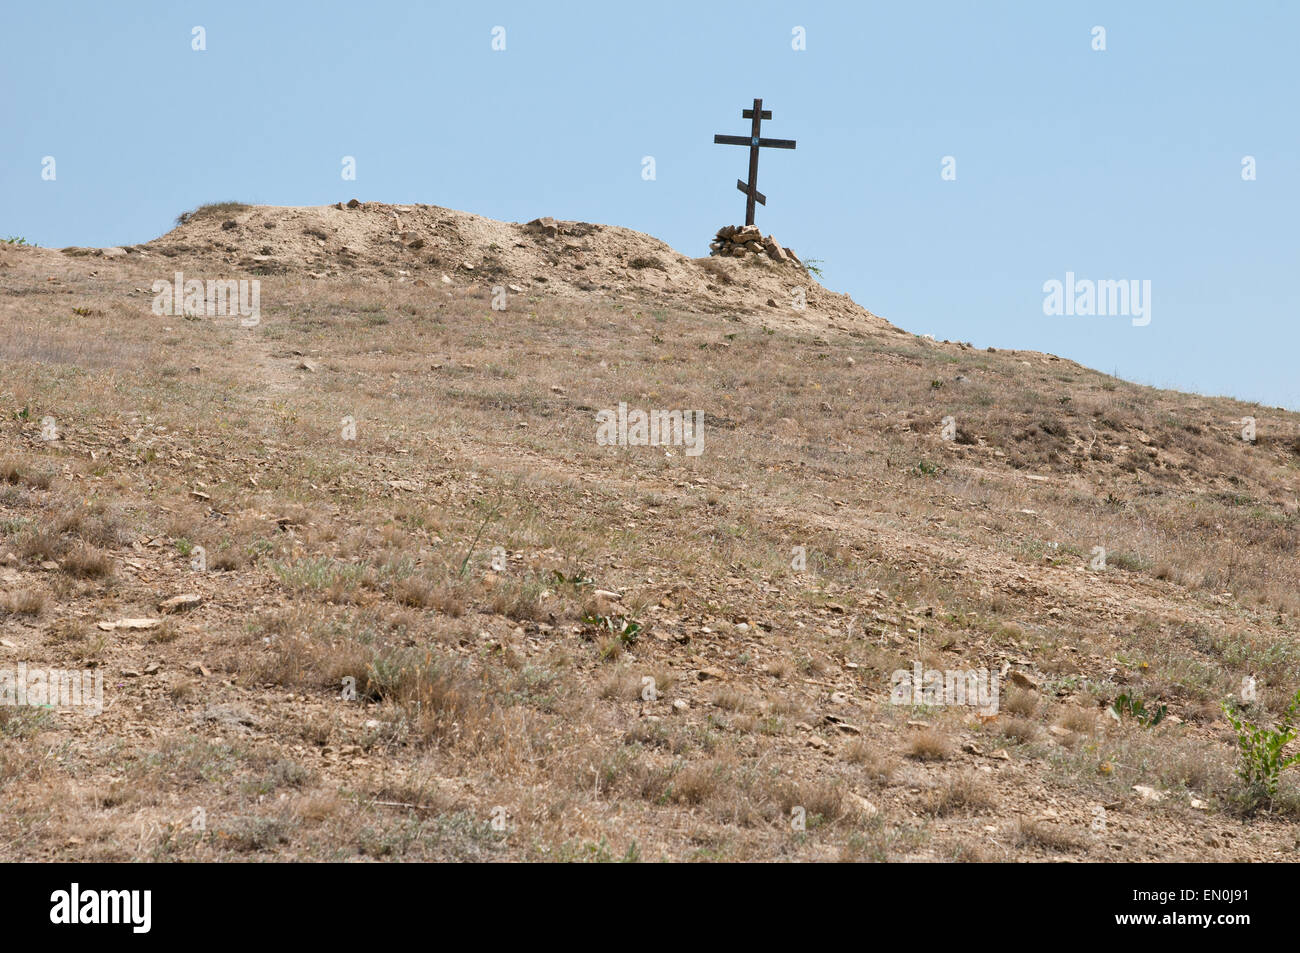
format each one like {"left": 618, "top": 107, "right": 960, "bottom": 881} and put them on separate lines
{"left": 4, "top": 1, "right": 1297, "bottom": 408}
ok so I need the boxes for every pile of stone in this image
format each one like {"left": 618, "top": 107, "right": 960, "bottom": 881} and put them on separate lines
{"left": 709, "top": 225, "right": 801, "bottom": 267}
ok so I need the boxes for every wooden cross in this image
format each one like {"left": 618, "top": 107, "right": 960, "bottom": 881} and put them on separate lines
{"left": 713, "top": 98, "right": 797, "bottom": 226}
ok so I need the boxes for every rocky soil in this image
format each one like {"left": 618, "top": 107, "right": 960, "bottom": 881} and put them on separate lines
{"left": 1, "top": 205, "right": 1299, "bottom": 862}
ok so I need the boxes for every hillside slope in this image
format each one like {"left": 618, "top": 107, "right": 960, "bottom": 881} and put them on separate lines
{"left": 1, "top": 206, "right": 1298, "bottom": 862}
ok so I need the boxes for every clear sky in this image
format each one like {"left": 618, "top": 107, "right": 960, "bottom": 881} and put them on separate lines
{"left": 4, "top": 1, "right": 1297, "bottom": 409}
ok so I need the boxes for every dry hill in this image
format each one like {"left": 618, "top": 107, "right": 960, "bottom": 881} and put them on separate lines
{"left": 1, "top": 203, "right": 1298, "bottom": 861}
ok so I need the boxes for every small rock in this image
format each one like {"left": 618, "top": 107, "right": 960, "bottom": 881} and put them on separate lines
{"left": 1008, "top": 671, "right": 1040, "bottom": 690}
{"left": 524, "top": 217, "right": 560, "bottom": 238}
{"left": 847, "top": 792, "right": 879, "bottom": 818}
{"left": 672, "top": 699, "right": 689, "bottom": 713}
{"left": 159, "top": 593, "right": 203, "bottom": 614}
{"left": 824, "top": 714, "right": 861, "bottom": 734}
{"left": 98, "top": 618, "right": 161, "bottom": 631}
{"left": 197, "top": 704, "right": 257, "bottom": 729}
{"left": 346, "top": 198, "right": 361, "bottom": 208}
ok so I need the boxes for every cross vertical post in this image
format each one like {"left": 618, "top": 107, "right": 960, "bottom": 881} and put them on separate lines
{"left": 744, "top": 98, "right": 763, "bottom": 226}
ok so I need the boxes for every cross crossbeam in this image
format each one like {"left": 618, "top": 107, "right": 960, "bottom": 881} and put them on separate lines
{"left": 713, "top": 98, "right": 796, "bottom": 226}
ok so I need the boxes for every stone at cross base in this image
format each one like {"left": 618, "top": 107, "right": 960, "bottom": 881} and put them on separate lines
{"left": 708, "top": 225, "right": 801, "bottom": 266}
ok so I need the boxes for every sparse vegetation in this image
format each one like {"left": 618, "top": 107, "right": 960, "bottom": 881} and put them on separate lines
{"left": 1223, "top": 688, "right": 1300, "bottom": 806}
{"left": 175, "top": 201, "right": 251, "bottom": 226}
{"left": 0, "top": 201, "right": 1297, "bottom": 861}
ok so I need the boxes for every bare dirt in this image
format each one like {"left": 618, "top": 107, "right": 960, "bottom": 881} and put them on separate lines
{"left": 1, "top": 204, "right": 1299, "bottom": 862}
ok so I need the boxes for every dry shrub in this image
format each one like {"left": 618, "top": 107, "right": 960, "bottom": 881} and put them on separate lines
{"left": 62, "top": 543, "right": 113, "bottom": 579}
{"left": 773, "top": 776, "right": 846, "bottom": 826}
{"left": 295, "top": 792, "right": 342, "bottom": 822}
{"left": 488, "top": 577, "right": 545, "bottom": 621}
{"left": 1000, "top": 716, "right": 1039, "bottom": 744}
{"left": 709, "top": 685, "right": 750, "bottom": 712}
{"left": 699, "top": 257, "right": 733, "bottom": 285}
{"left": 1, "top": 589, "right": 46, "bottom": 617}
{"left": 1058, "top": 706, "right": 1097, "bottom": 735}
{"left": 0, "top": 460, "right": 53, "bottom": 489}
{"left": 1016, "top": 817, "right": 1085, "bottom": 852}
{"left": 907, "top": 729, "right": 951, "bottom": 761}
{"left": 1003, "top": 687, "right": 1040, "bottom": 718}
{"left": 17, "top": 525, "right": 65, "bottom": 562}
{"left": 596, "top": 669, "right": 641, "bottom": 701}
{"left": 671, "top": 760, "right": 726, "bottom": 806}
{"left": 843, "top": 738, "right": 897, "bottom": 782}
{"left": 762, "top": 657, "right": 795, "bottom": 680}
{"left": 920, "top": 772, "right": 995, "bottom": 816}
{"left": 394, "top": 575, "right": 437, "bottom": 608}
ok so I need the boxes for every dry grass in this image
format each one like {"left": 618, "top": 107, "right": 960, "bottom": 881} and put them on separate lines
{"left": 920, "top": 773, "right": 995, "bottom": 816}
{"left": 1003, "top": 687, "right": 1040, "bottom": 718}
{"left": 61, "top": 543, "right": 113, "bottom": 579}
{"left": 907, "top": 729, "right": 951, "bottom": 761}
{"left": 1, "top": 588, "right": 46, "bottom": 617}
{"left": 1000, "top": 716, "right": 1040, "bottom": 745}
{"left": 1, "top": 209, "right": 1298, "bottom": 861}
{"left": 1015, "top": 817, "right": 1086, "bottom": 853}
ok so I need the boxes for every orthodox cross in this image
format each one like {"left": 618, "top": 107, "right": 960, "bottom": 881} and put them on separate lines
{"left": 712, "top": 98, "right": 797, "bottom": 226}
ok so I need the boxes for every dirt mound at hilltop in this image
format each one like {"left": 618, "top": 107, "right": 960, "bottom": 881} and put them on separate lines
{"left": 90, "top": 201, "right": 888, "bottom": 332}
